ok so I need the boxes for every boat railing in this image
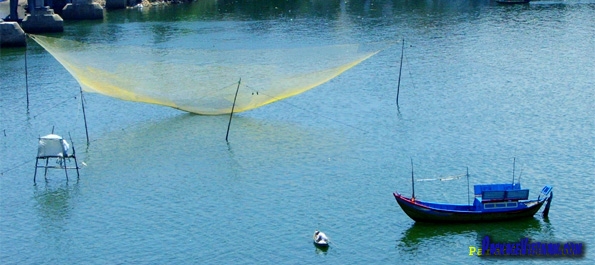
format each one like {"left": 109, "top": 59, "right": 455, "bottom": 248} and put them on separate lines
{"left": 473, "top": 183, "right": 521, "bottom": 196}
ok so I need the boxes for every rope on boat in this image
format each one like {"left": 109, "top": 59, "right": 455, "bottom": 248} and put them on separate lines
{"left": 415, "top": 174, "right": 466, "bottom": 182}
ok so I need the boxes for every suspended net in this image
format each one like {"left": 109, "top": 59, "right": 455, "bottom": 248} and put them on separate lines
{"left": 30, "top": 34, "right": 384, "bottom": 115}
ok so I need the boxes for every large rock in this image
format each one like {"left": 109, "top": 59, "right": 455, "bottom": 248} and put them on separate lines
{"left": 21, "top": 7, "right": 64, "bottom": 33}
{"left": 0, "top": 21, "right": 27, "bottom": 47}
{"left": 61, "top": 0, "right": 104, "bottom": 20}
{"left": 105, "top": 0, "right": 127, "bottom": 10}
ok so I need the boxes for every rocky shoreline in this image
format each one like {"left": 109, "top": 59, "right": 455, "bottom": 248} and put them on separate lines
{"left": 99, "top": 0, "right": 193, "bottom": 8}
{"left": 1, "top": 0, "right": 196, "bottom": 47}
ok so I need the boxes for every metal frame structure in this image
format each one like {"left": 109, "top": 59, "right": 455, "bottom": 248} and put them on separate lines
{"left": 34, "top": 134, "right": 80, "bottom": 183}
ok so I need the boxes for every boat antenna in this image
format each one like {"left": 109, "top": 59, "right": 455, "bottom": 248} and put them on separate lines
{"left": 410, "top": 158, "right": 415, "bottom": 199}
{"left": 225, "top": 78, "right": 241, "bottom": 143}
{"left": 466, "top": 167, "right": 470, "bottom": 206}
{"left": 396, "top": 38, "right": 404, "bottom": 108}
{"left": 511, "top": 157, "right": 516, "bottom": 185}
{"left": 517, "top": 166, "right": 523, "bottom": 185}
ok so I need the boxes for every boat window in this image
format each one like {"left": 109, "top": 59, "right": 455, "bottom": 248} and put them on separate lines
{"left": 481, "top": 189, "right": 529, "bottom": 202}
{"left": 506, "top": 190, "right": 529, "bottom": 200}
{"left": 482, "top": 191, "right": 506, "bottom": 200}
{"left": 484, "top": 202, "right": 518, "bottom": 209}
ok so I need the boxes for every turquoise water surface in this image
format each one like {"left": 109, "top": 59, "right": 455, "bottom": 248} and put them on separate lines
{"left": 1, "top": 1, "right": 594, "bottom": 264}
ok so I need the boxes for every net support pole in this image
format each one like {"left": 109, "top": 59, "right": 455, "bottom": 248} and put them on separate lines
{"left": 226, "top": 78, "right": 241, "bottom": 143}
{"left": 25, "top": 45, "right": 30, "bottom": 111}
{"left": 79, "top": 86, "right": 90, "bottom": 145}
{"left": 396, "top": 38, "right": 404, "bottom": 107}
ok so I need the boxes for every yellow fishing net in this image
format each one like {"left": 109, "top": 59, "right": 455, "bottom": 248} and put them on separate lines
{"left": 30, "top": 34, "right": 382, "bottom": 115}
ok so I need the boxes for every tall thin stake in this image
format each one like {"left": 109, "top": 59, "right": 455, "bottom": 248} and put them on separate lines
{"left": 25, "top": 46, "right": 30, "bottom": 111}
{"left": 396, "top": 38, "right": 404, "bottom": 107}
{"left": 410, "top": 158, "right": 415, "bottom": 199}
{"left": 79, "top": 87, "right": 90, "bottom": 145}
{"left": 226, "top": 78, "right": 241, "bottom": 142}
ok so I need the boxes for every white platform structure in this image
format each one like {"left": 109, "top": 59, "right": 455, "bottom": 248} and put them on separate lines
{"left": 34, "top": 134, "right": 80, "bottom": 182}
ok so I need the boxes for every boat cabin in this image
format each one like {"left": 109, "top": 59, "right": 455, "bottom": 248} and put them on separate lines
{"left": 472, "top": 183, "right": 529, "bottom": 211}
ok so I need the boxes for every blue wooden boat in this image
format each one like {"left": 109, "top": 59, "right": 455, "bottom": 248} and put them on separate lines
{"left": 393, "top": 162, "right": 553, "bottom": 223}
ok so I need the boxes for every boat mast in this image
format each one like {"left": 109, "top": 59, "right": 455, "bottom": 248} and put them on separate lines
{"left": 410, "top": 158, "right": 415, "bottom": 199}
{"left": 467, "top": 167, "right": 470, "bottom": 206}
{"left": 512, "top": 157, "right": 516, "bottom": 185}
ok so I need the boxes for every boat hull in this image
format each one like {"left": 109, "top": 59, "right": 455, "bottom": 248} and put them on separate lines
{"left": 393, "top": 193, "right": 545, "bottom": 223}
{"left": 313, "top": 242, "right": 329, "bottom": 249}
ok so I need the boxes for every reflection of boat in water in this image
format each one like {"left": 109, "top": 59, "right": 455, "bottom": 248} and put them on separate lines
{"left": 393, "top": 161, "right": 553, "bottom": 223}
{"left": 398, "top": 217, "right": 551, "bottom": 252}
{"left": 400, "top": 217, "right": 545, "bottom": 245}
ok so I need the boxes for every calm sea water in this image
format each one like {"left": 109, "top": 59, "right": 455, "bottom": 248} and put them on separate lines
{"left": 1, "top": 1, "right": 594, "bottom": 264}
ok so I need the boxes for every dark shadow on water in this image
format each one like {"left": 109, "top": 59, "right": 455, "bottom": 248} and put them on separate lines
{"left": 33, "top": 181, "right": 80, "bottom": 233}
{"left": 314, "top": 244, "right": 329, "bottom": 255}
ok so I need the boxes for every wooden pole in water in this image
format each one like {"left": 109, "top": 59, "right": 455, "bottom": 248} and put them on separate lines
{"left": 226, "top": 78, "right": 241, "bottom": 143}
{"left": 410, "top": 158, "right": 415, "bottom": 199}
{"left": 79, "top": 86, "right": 90, "bottom": 145}
{"left": 25, "top": 46, "right": 30, "bottom": 111}
{"left": 68, "top": 132, "right": 80, "bottom": 179}
{"left": 396, "top": 38, "right": 404, "bottom": 107}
